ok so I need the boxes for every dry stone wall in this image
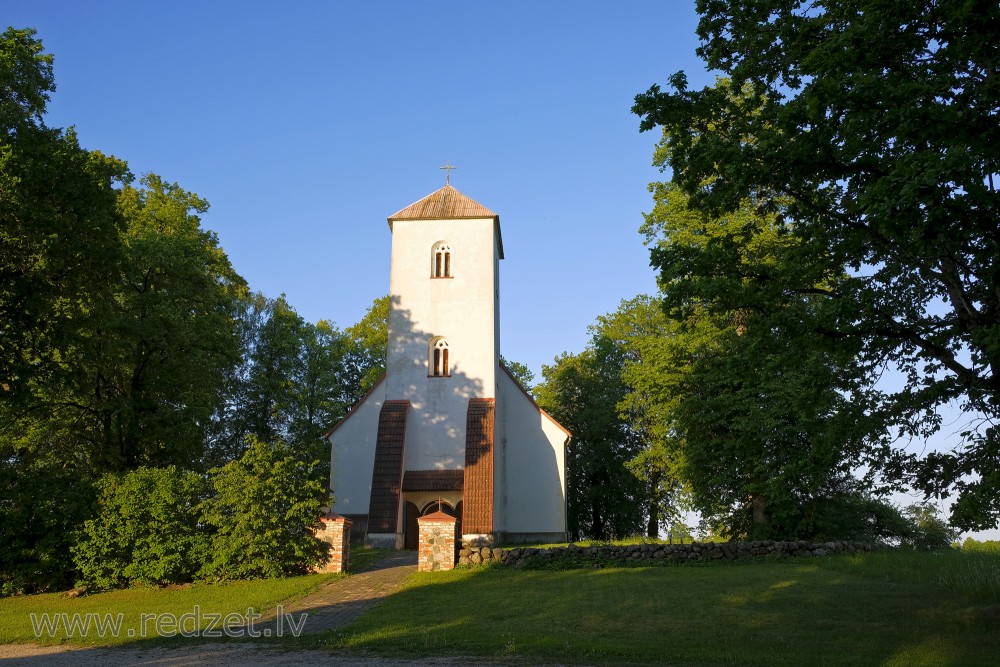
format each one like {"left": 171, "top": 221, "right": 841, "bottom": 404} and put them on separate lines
{"left": 458, "top": 540, "right": 875, "bottom": 567}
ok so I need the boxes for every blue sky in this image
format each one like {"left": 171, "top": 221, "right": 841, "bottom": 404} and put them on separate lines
{"left": 11, "top": 2, "right": 996, "bottom": 538}
{"left": 10, "top": 1, "right": 710, "bottom": 380}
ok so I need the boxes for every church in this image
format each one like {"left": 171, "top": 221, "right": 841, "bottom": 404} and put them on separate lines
{"left": 325, "top": 181, "right": 570, "bottom": 549}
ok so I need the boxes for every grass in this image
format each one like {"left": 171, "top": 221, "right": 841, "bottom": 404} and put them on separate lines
{"left": 347, "top": 545, "right": 390, "bottom": 573}
{"left": 307, "top": 549, "right": 1000, "bottom": 666}
{"left": 3, "top": 548, "right": 998, "bottom": 666}
{"left": 813, "top": 547, "right": 1000, "bottom": 604}
{"left": 0, "top": 573, "right": 340, "bottom": 646}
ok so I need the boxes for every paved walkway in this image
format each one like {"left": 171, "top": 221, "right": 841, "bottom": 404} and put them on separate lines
{"left": 255, "top": 550, "right": 417, "bottom": 636}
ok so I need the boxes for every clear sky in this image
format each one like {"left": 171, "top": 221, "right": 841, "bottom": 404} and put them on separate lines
{"left": 9, "top": 0, "right": 711, "bottom": 380}
{"left": 10, "top": 2, "right": 996, "bottom": 539}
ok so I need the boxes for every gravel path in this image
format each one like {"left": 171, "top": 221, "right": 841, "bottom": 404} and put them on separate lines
{"left": 254, "top": 549, "right": 417, "bottom": 635}
{"left": 0, "top": 643, "right": 545, "bottom": 666}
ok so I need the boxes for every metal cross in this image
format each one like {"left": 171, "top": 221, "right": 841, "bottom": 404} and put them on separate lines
{"left": 439, "top": 161, "right": 457, "bottom": 185}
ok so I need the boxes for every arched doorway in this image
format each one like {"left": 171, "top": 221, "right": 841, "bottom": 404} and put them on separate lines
{"left": 403, "top": 500, "right": 463, "bottom": 549}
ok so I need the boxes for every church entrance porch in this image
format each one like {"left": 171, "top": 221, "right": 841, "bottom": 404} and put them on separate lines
{"left": 403, "top": 496, "right": 463, "bottom": 549}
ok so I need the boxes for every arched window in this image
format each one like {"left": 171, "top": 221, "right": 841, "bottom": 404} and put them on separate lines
{"left": 429, "top": 337, "right": 450, "bottom": 377}
{"left": 432, "top": 242, "right": 452, "bottom": 278}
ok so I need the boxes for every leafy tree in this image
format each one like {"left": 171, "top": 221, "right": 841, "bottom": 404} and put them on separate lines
{"left": 5, "top": 174, "right": 245, "bottom": 471}
{"left": 206, "top": 293, "right": 354, "bottom": 479}
{"left": 0, "top": 27, "right": 53, "bottom": 130}
{"left": 244, "top": 295, "right": 308, "bottom": 444}
{"left": 286, "top": 319, "right": 353, "bottom": 475}
{"left": 900, "top": 503, "right": 959, "bottom": 550}
{"left": 200, "top": 436, "right": 325, "bottom": 579}
{"left": 72, "top": 467, "right": 208, "bottom": 590}
{"left": 593, "top": 296, "right": 687, "bottom": 537}
{"left": 1, "top": 27, "right": 129, "bottom": 406}
{"left": 629, "top": 180, "right": 885, "bottom": 539}
{"left": 633, "top": 1, "right": 1000, "bottom": 530}
{"left": 500, "top": 355, "right": 535, "bottom": 392}
{"left": 537, "top": 342, "right": 646, "bottom": 540}
{"left": 343, "top": 295, "right": 389, "bottom": 400}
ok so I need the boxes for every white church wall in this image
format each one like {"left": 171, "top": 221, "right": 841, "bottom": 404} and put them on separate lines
{"left": 328, "top": 378, "right": 387, "bottom": 518}
{"left": 387, "top": 217, "right": 499, "bottom": 472}
{"left": 496, "top": 369, "right": 569, "bottom": 542}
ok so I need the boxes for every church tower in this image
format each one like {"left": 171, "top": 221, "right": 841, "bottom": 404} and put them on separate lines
{"left": 326, "top": 181, "right": 569, "bottom": 550}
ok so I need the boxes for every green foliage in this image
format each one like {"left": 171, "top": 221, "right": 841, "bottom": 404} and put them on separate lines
{"left": 611, "top": 181, "right": 883, "bottom": 540}
{"left": 961, "top": 538, "right": 1000, "bottom": 554}
{"left": 2, "top": 27, "right": 355, "bottom": 595}
{"left": 537, "top": 343, "right": 646, "bottom": 540}
{"left": 72, "top": 467, "right": 208, "bottom": 590}
{"left": 500, "top": 355, "right": 535, "bottom": 391}
{"left": 593, "top": 296, "right": 687, "bottom": 537}
{"left": 0, "top": 28, "right": 129, "bottom": 406}
{"left": 200, "top": 437, "right": 326, "bottom": 580}
{"left": 344, "top": 294, "right": 389, "bottom": 397}
{"left": 899, "top": 503, "right": 958, "bottom": 551}
{"left": 0, "top": 27, "right": 54, "bottom": 130}
{"left": 6, "top": 173, "right": 244, "bottom": 472}
{"left": 206, "top": 293, "right": 362, "bottom": 481}
{"left": 633, "top": 1, "right": 1000, "bottom": 530}
{"left": 0, "top": 461, "right": 95, "bottom": 596}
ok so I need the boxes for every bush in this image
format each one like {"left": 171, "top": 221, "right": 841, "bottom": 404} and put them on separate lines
{"left": 0, "top": 462, "right": 96, "bottom": 596}
{"left": 200, "top": 436, "right": 326, "bottom": 579}
{"left": 900, "top": 503, "right": 958, "bottom": 550}
{"left": 72, "top": 466, "right": 209, "bottom": 590}
{"left": 961, "top": 538, "right": 1000, "bottom": 554}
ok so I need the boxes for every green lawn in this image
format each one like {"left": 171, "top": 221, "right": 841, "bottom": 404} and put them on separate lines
{"left": 3, "top": 549, "right": 998, "bottom": 666}
{"left": 0, "top": 573, "right": 340, "bottom": 646}
{"left": 311, "top": 552, "right": 1000, "bottom": 666}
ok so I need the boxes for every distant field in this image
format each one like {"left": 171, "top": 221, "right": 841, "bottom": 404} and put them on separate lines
{"left": 313, "top": 549, "right": 1000, "bottom": 666}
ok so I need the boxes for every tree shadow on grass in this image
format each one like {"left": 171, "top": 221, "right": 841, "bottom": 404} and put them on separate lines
{"left": 303, "top": 559, "right": 1000, "bottom": 666}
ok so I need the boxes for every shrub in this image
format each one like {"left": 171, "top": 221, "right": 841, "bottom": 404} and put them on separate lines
{"left": 200, "top": 436, "right": 325, "bottom": 579}
{"left": 900, "top": 503, "right": 958, "bottom": 550}
{"left": 0, "top": 462, "right": 96, "bottom": 596}
{"left": 72, "top": 467, "right": 209, "bottom": 590}
{"left": 961, "top": 538, "right": 1000, "bottom": 554}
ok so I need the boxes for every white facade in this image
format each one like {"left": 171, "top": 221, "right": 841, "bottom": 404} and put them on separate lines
{"left": 386, "top": 216, "right": 498, "bottom": 470}
{"left": 326, "top": 184, "right": 569, "bottom": 546}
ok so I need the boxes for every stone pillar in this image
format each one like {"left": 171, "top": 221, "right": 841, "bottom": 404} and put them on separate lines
{"left": 417, "top": 510, "right": 457, "bottom": 572}
{"left": 314, "top": 513, "right": 352, "bottom": 573}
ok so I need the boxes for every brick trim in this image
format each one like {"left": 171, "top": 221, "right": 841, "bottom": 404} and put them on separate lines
{"left": 462, "top": 398, "right": 495, "bottom": 534}
{"left": 367, "top": 400, "right": 409, "bottom": 535}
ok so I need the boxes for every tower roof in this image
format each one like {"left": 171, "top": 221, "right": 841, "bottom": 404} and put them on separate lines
{"left": 388, "top": 184, "right": 498, "bottom": 221}
{"left": 387, "top": 184, "right": 504, "bottom": 258}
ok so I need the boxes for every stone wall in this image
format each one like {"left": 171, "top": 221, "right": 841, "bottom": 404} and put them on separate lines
{"left": 313, "top": 514, "right": 352, "bottom": 573}
{"left": 458, "top": 539, "right": 875, "bottom": 567}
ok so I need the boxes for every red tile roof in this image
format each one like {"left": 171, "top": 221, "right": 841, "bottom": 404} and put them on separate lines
{"left": 462, "top": 398, "right": 495, "bottom": 535}
{"left": 402, "top": 469, "right": 465, "bottom": 492}
{"left": 366, "top": 400, "right": 409, "bottom": 534}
